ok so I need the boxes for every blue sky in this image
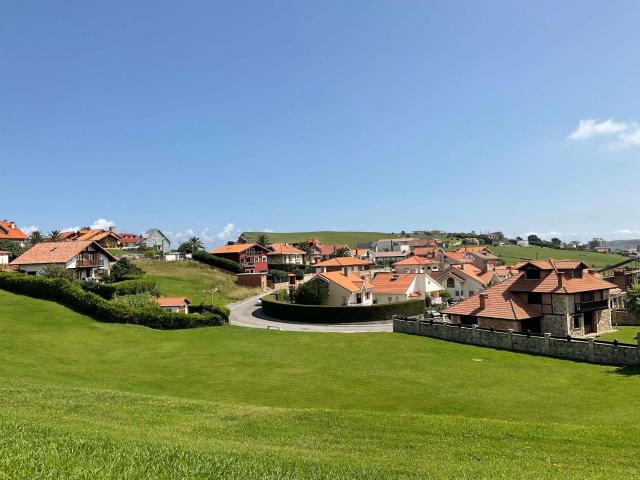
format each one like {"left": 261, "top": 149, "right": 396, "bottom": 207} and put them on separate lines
{"left": 1, "top": 1, "right": 639, "bottom": 246}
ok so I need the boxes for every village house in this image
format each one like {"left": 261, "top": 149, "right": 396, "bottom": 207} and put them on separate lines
{"left": 142, "top": 229, "right": 171, "bottom": 253}
{"left": 373, "top": 250, "right": 409, "bottom": 264}
{"left": 371, "top": 272, "right": 444, "bottom": 304}
{"left": 353, "top": 248, "right": 376, "bottom": 262}
{"left": 60, "top": 227, "right": 121, "bottom": 249}
{"left": 305, "top": 238, "right": 351, "bottom": 263}
{"left": 432, "top": 263, "right": 497, "bottom": 300}
{"left": 374, "top": 238, "right": 420, "bottom": 253}
{"left": 443, "top": 260, "right": 617, "bottom": 337}
{"left": 313, "top": 257, "right": 373, "bottom": 277}
{"left": 0, "top": 250, "right": 10, "bottom": 267}
{"left": 10, "top": 241, "right": 116, "bottom": 280}
{"left": 156, "top": 297, "right": 190, "bottom": 314}
{"left": 119, "top": 233, "right": 142, "bottom": 249}
{"left": 313, "top": 271, "right": 374, "bottom": 307}
{"left": 412, "top": 246, "right": 443, "bottom": 259}
{"left": 211, "top": 242, "right": 269, "bottom": 273}
{"left": 393, "top": 256, "right": 439, "bottom": 273}
{"left": 0, "top": 220, "right": 28, "bottom": 246}
{"left": 603, "top": 268, "right": 640, "bottom": 292}
{"left": 267, "top": 242, "right": 307, "bottom": 265}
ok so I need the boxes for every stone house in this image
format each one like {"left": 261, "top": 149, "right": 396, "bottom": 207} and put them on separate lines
{"left": 443, "top": 260, "right": 617, "bottom": 337}
{"left": 142, "top": 229, "right": 171, "bottom": 253}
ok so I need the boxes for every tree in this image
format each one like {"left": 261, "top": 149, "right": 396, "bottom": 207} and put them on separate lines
{"left": 528, "top": 234, "right": 542, "bottom": 244}
{"left": 333, "top": 246, "right": 351, "bottom": 257}
{"left": 43, "top": 264, "right": 76, "bottom": 282}
{"left": 256, "top": 233, "right": 270, "bottom": 247}
{"left": 0, "top": 240, "right": 25, "bottom": 258}
{"left": 177, "top": 236, "right": 205, "bottom": 254}
{"left": 551, "top": 237, "right": 562, "bottom": 246}
{"left": 29, "top": 230, "right": 44, "bottom": 245}
{"left": 293, "top": 278, "right": 329, "bottom": 305}
{"left": 626, "top": 284, "right": 640, "bottom": 316}
{"left": 48, "top": 230, "right": 62, "bottom": 242}
{"left": 296, "top": 241, "right": 313, "bottom": 255}
{"left": 110, "top": 257, "right": 144, "bottom": 282}
{"left": 111, "top": 292, "right": 162, "bottom": 311}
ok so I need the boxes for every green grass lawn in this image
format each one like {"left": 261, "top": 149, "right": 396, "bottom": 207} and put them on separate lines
{"left": 1, "top": 289, "right": 640, "bottom": 478}
{"left": 134, "top": 259, "right": 259, "bottom": 307}
{"left": 242, "top": 231, "right": 397, "bottom": 246}
{"left": 491, "top": 245, "right": 627, "bottom": 268}
{"left": 597, "top": 326, "right": 640, "bottom": 344}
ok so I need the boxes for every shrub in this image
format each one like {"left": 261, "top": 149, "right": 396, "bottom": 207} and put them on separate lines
{"left": 112, "top": 292, "right": 162, "bottom": 311}
{"left": 79, "top": 281, "right": 116, "bottom": 299}
{"left": 192, "top": 250, "right": 242, "bottom": 273}
{"left": 268, "top": 269, "right": 290, "bottom": 283}
{"left": 109, "top": 257, "right": 145, "bottom": 282}
{"left": 262, "top": 295, "right": 424, "bottom": 323}
{"left": 43, "top": 265, "right": 77, "bottom": 282}
{"left": 189, "top": 303, "right": 230, "bottom": 317}
{"left": 0, "top": 273, "right": 227, "bottom": 329}
{"left": 293, "top": 278, "right": 329, "bottom": 305}
{"left": 113, "top": 278, "right": 160, "bottom": 297}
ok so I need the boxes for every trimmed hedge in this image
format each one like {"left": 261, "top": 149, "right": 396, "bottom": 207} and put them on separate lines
{"left": 261, "top": 295, "right": 425, "bottom": 323}
{"left": 189, "top": 303, "right": 230, "bottom": 317}
{"left": 0, "top": 273, "right": 227, "bottom": 329}
{"left": 80, "top": 278, "right": 160, "bottom": 299}
{"left": 192, "top": 250, "right": 242, "bottom": 273}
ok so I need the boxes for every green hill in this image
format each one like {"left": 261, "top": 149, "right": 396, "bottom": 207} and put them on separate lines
{"left": 491, "top": 245, "right": 627, "bottom": 268}
{"left": 1, "top": 289, "right": 639, "bottom": 478}
{"left": 242, "top": 231, "right": 396, "bottom": 246}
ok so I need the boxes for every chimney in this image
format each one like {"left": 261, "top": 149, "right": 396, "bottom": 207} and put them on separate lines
{"left": 9, "top": 221, "right": 15, "bottom": 229}
{"left": 109, "top": 226, "right": 115, "bottom": 232}
{"left": 558, "top": 271, "right": 565, "bottom": 288}
{"left": 460, "top": 263, "right": 464, "bottom": 271}
{"left": 479, "top": 292, "right": 488, "bottom": 309}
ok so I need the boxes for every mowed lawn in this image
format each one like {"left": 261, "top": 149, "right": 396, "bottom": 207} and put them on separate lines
{"left": 1, "top": 290, "right": 640, "bottom": 479}
{"left": 597, "top": 326, "right": 640, "bottom": 344}
{"left": 491, "top": 245, "right": 627, "bottom": 268}
{"left": 134, "top": 259, "right": 259, "bottom": 307}
{"left": 242, "top": 231, "right": 396, "bottom": 246}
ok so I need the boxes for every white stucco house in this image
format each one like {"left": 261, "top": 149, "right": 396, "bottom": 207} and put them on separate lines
{"left": 393, "top": 256, "right": 439, "bottom": 273}
{"left": 10, "top": 241, "right": 117, "bottom": 280}
{"left": 432, "top": 264, "right": 491, "bottom": 300}
{"left": 156, "top": 296, "right": 190, "bottom": 314}
{"left": 0, "top": 250, "right": 9, "bottom": 266}
{"left": 371, "top": 272, "right": 444, "bottom": 305}
{"left": 313, "top": 271, "right": 374, "bottom": 307}
{"left": 267, "top": 243, "right": 307, "bottom": 265}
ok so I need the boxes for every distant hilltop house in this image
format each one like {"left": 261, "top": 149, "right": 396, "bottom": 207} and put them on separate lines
{"left": 444, "top": 260, "right": 617, "bottom": 337}
{"left": 60, "top": 227, "right": 120, "bottom": 249}
{"left": 588, "top": 237, "right": 607, "bottom": 250}
{"left": 211, "top": 242, "right": 269, "bottom": 273}
{"left": 10, "top": 240, "right": 116, "bottom": 280}
{"left": 142, "top": 229, "right": 171, "bottom": 254}
{"left": 516, "top": 239, "right": 529, "bottom": 247}
{"left": 0, "top": 220, "right": 29, "bottom": 246}
{"left": 119, "top": 233, "right": 142, "bottom": 249}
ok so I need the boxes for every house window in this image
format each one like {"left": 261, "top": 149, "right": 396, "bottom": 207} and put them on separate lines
{"left": 455, "top": 290, "right": 460, "bottom": 297}
{"left": 447, "top": 278, "right": 455, "bottom": 288}
{"left": 365, "top": 292, "right": 370, "bottom": 300}
{"left": 581, "top": 292, "right": 595, "bottom": 303}
{"left": 526, "top": 270, "right": 540, "bottom": 280}
{"left": 388, "top": 297, "right": 393, "bottom": 303}
{"left": 573, "top": 315, "right": 581, "bottom": 329}
{"left": 527, "top": 293, "right": 542, "bottom": 304}
{"left": 469, "top": 290, "right": 475, "bottom": 296}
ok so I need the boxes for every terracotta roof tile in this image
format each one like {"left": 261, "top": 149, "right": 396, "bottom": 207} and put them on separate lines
{"left": 314, "top": 257, "right": 373, "bottom": 268}
{"left": 10, "top": 241, "right": 116, "bottom": 265}
{"left": 211, "top": 243, "right": 268, "bottom": 254}
{"left": 0, "top": 221, "right": 28, "bottom": 240}
{"left": 317, "top": 271, "right": 373, "bottom": 293}
{"left": 156, "top": 297, "right": 190, "bottom": 307}
{"left": 267, "top": 242, "right": 306, "bottom": 255}
{"left": 393, "top": 256, "right": 437, "bottom": 266}
{"left": 371, "top": 273, "right": 417, "bottom": 294}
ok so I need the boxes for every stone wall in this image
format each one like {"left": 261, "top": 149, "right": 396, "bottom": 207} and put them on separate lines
{"left": 394, "top": 318, "right": 640, "bottom": 366}
{"left": 612, "top": 310, "right": 640, "bottom": 326}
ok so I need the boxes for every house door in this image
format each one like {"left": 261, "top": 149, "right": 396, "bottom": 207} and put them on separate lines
{"left": 583, "top": 311, "right": 595, "bottom": 334}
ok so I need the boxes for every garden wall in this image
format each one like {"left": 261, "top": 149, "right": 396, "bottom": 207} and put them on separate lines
{"left": 262, "top": 296, "right": 424, "bottom": 323}
{"left": 394, "top": 318, "right": 640, "bottom": 366}
{"left": 612, "top": 310, "right": 640, "bottom": 326}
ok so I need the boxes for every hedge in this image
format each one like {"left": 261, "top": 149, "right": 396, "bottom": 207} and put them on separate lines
{"left": 0, "top": 273, "right": 227, "bottom": 329}
{"left": 80, "top": 278, "right": 160, "bottom": 299}
{"left": 261, "top": 295, "right": 425, "bottom": 323}
{"left": 192, "top": 250, "right": 242, "bottom": 273}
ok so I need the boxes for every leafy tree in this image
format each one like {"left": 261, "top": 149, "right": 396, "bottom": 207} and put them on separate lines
{"left": 109, "top": 257, "right": 144, "bottom": 282}
{"left": 111, "top": 292, "right": 162, "bottom": 311}
{"left": 626, "top": 284, "right": 640, "bottom": 316}
{"left": 43, "top": 264, "right": 76, "bottom": 282}
{"left": 256, "top": 233, "right": 270, "bottom": 247}
{"left": 48, "top": 230, "right": 62, "bottom": 242}
{"left": 269, "top": 269, "right": 289, "bottom": 283}
{"left": 296, "top": 241, "right": 313, "bottom": 255}
{"left": 551, "top": 237, "right": 562, "bottom": 246}
{"left": 0, "top": 240, "right": 25, "bottom": 258}
{"left": 178, "top": 236, "right": 205, "bottom": 253}
{"left": 29, "top": 230, "right": 44, "bottom": 245}
{"left": 528, "top": 234, "right": 542, "bottom": 244}
{"left": 293, "top": 278, "right": 329, "bottom": 305}
{"left": 333, "top": 246, "right": 351, "bottom": 257}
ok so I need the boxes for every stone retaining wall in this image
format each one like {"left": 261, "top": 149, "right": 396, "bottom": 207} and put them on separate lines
{"left": 394, "top": 318, "right": 640, "bottom": 366}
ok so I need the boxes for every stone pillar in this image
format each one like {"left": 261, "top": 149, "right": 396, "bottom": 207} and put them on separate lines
{"left": 507, "top": 329, "right": 514, "bottom": 350}
{"left": 472, "top": 324, "right": 478, "bottom": 343}
{"left": 588, "top": 338, "right": 595, "bottom": 363}
{"left": 544, "top": 333, "right": 551, "bottom": 355}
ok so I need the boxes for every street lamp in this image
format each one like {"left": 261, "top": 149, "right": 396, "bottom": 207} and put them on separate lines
{"left": 202, "top": 287, "right": 219, "bottom": 304}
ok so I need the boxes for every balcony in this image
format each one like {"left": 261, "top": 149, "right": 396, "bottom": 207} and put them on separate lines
{"left": 575, "top": 299, "right": 609, "bottom": 312}
{"left": 76, "top": 258, "right": 104, "bottom": 268}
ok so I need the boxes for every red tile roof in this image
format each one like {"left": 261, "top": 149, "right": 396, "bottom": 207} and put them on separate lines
{"left": 156, "top": 297, "right": 190, "bottom": 307}
{"left": 443, "top": 275, "right": 542, "bottom": 321}
{"left": 268, "top": 242, "right": 306, "bottom": 255}
{"left": 10, "top": 241, "right": 116, "bottom": 265}
{"left": 371, "top": 273, "right": 417, "bottom": 294}
{"left": 314, "top": 257, "right": 373, "bottom": 268}
{"left": 393, "top": 256, "right": 437, "bottom": 266}
{"left": 317, "top": 244, "right": 349, "bottom": 255}
{"left": 316, "top": 271, "right": 373, "bottom": 293}
{"left": 211, "top": 243, "right": 268, "bottom": 254}
{"left": 119, "top": 233, "right": 141, "bottom": 244}
{"left": 0, "top": 221, "right": 28, "bottom": 240}
{"left": 515, "top": 259, "right": 589, "bottom": 270}
{"left": 509, "top": 271, "right": 617, "bottom": 294}
{"left": 412, "top": 246, "right": 439, "bottom": 256}
{"left": 374, "top": 251, "right": 409, "bottom": 258}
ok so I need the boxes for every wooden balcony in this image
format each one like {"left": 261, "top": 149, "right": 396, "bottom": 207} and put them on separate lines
{"left": 575, "top": 299, "right": 609, "bottom": 312}
{"left": 76, "top": 258, "right": 104, "bottom": 267}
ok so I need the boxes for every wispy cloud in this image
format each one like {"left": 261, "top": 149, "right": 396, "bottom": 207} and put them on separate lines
{"left": 90, "top": 218, "right": 116, "bottom": 230}
{"left": 21, "top": 225, "right": 39, "bottom": 234}
{"left": 216, "top": 222, "right": 236, "bottom": 241}
{"left": 568, "top": 118, "right": 640, "bottom": 148}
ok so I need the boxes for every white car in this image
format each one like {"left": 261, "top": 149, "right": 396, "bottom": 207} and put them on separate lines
{"left": 255, "top": 299, "right": 262, "bottom": 306}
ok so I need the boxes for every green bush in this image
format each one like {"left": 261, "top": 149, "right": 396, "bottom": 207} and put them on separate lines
{"left": 111, "top": 292, "right": 162, "bottom": 311}
{"left": 293, "top": 278, "right": 329, "bottom": 305}
{"left": 189, "top": 303, "right": 230, "bottom": 317}
{"left": 192, "top": 250, "right": 242, "bottom": 273}
{"left": 262, "top": 295, "right": 424, "bottom": 323}
{"left": 267, "top": 263, "right": 315, "bottom": 274}
{"left": 268, "top": 269, "right": 290, "bottom": 283}
{"left": 113, "top": 278, "right": 160, "bottom": 297}
{"left": 109, "top": 257, "right": 145, "bottom": 282}
{"left": 43, "top": 265, "right": 77, "bottom": 282}
{"left": 79, "top": 281, "right": 116, "bottom": 299}
{"left": 0, "top": 273, "right": 227, "bottom": 329}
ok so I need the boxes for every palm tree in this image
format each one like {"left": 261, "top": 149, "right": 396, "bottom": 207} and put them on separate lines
{"left": 48, "top": 230, "right": 62, "bottom": 242}
{"left": 29, "top": 230, "right": 44, "bottom": 245}
{"left": 334, "top": 246, "right": 352, "bottom": 257}
{"left": 296, "top": 241, "right": 313, "bottom": 255}
{"left": 188, "top": 236, "right": 205, "bottom": 252}
{"left": 256, "top": 233, "right": 270, "bottom": 247}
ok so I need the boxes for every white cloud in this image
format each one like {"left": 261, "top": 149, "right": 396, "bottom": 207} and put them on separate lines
{"left": 262, "top": 228, "right": 274, "bottom": 233}
{"left": 61, "top": 226, "right": 80, "bottom": 233}
{"left": 90, "top": 218, "right": 116, "bottom": 230}
{"left": 568, "top": 118, "right": 640, "bottom": 148}
{"left": 21, "top": 225, "right": 39, "bottom": 234}
{"left": 216, "top": 222, "right": 236, "bottom": 241}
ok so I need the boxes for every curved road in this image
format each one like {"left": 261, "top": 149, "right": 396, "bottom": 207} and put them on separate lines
{"left": 229, "top": 295, "right": 392, "bottom": 333}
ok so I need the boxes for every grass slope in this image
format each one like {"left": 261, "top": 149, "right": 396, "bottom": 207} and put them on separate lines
{"left": 242, "top": 231, "right": 395, "bottom": 246}
{"left": 1, "top": 290, "right": 640, "bottom": 478}
{"left": 597, "top": 326, "right": 640, "bottom": 344}
{"left": 491, "top": 245, "right": 627, "bottom": 268}
{"left": 134, "top": 259, "right": 259, "bottom": 307}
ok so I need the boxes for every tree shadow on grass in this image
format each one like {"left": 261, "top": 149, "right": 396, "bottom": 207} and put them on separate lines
{"left": 609, "top": 365, "right": 640, "bottom": 376}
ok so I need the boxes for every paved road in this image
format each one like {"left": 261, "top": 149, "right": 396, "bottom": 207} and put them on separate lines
{"left": 229, "top": 294, "right": 393, "bottom": 333}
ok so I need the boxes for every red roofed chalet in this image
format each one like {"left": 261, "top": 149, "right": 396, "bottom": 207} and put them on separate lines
{"left": 210, "top": 243, "right": 269, "bottom": 273}
{"left": 0, "top": 220, "right": 28, "bottom": 243}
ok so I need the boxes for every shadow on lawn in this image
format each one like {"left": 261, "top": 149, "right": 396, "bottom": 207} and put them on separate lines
{"left": 609, "top": 365, "right": 640, "bottom": 376}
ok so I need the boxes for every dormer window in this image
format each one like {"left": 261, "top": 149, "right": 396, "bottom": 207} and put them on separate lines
{"left": 526, "top": 269, "right": 540, "bottom": 280}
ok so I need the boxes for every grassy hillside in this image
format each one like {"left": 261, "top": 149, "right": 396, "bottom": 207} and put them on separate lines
{"left": 134, "top": 259, "right": 259, "bottom": 307}
{"left": 242, "top": 231, "right": 396, "bottom": 246}
{"left": 491, "top": 245, "right": 627, "bottom": 268}
{"left": 1, "top": 290, "right": 640, "bottom": 478}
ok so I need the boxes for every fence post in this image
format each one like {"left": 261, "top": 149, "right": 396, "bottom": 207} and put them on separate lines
{"left": 544, "top": 333, "right": 551, "bottom": 355}
{"left": 472, "top": 324, "right": 478, "bottom": 343}
{"left": 507, "top": 329, "right": 514, "bottom": 350}
{"left": 588, "top": 338, "right": 595, "bottom": 363}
